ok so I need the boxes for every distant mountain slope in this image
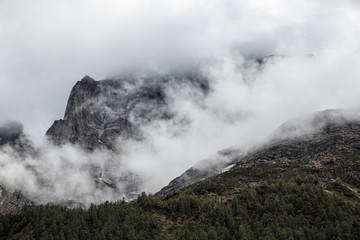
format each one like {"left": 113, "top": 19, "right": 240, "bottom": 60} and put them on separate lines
{"left": 157, "top": 109, "right": 360, "bottom": 195}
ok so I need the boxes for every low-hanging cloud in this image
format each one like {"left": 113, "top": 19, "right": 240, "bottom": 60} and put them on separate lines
{"left": 1, "top": 0, "right": 360, "bottom": 203}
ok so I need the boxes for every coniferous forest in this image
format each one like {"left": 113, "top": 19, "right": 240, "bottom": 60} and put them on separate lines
{"left": 1, "top": 169, "right": 360, "bottom": 239}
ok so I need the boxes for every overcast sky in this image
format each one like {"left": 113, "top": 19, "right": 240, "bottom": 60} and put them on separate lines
{"left": 1, "top": 0, "right": 360, "bottom": 199}
{"left": 1, "top": 0, "right": 360, "bottom": 139}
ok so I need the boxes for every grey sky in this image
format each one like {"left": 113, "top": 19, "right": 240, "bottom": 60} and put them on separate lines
{"left": 1, "top": 0, "right": 360, "bottom": 139}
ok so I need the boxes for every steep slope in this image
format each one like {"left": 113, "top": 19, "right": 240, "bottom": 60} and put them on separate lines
{"left": 157, "top": 148, "right": 244, "bottom": 196}
{"left": 157, "top": 109, "right": 360, "bottom": 195}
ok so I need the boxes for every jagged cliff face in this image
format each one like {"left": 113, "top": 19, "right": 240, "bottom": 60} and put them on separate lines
{"left": 45, "top": 55, "right": 281, "bottom": 151}
{"left": 43, "top": 73, "right": 209, "bottom": 200}
{"left": 46, "top": 74, "right": 208, "bottom": 150}
{"left": 157, "top": 110, "right": 360, "bottom": 195}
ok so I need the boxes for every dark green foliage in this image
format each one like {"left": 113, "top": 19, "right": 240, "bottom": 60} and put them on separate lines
{"left": 1, "top": 175, "right": 360, "bottom": 239}
{"left": 0, "top": 201, "right": 163, "bottom": 240}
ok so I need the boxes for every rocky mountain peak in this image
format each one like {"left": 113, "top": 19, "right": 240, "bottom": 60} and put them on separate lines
{"left": 43, "top": 73, "right": 209, "bottom": 200}
{"left": 46, "top": 73, "right": 208, "bottom": 151}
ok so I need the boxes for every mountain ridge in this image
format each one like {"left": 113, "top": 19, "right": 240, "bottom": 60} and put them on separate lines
{"left": 157, "top": 109, "right": 360, "bottom": 195}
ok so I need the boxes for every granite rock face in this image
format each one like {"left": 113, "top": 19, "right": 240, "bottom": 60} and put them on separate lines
{"left": 46, "top": 74, "right": 208, "bottom": 151}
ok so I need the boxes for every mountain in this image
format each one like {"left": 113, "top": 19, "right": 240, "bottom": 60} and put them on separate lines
{"left": 1, "top": 110, "right": 360, "bottom": 239}
{"left": 44, "top": 73, "right": 209, "bottom": 199}
{"left": 1, "top": 67, "right": 359, "bottom": 217}
{"left": 0, "top": 72, "right": 209, "bottom": 212}
{"left": 0, "top": 56, "right": 282, "bottom": 210}
{"left": 1, "top": 82, "right": 360, "bottom": 237}
{"left": 45, "top": 55, "right": 286, "bottom": 151}
{"left": 46, "top": 74, "right": 208, "bottom": 150}
{"left": 157, "top": 109, "right": 360, "bottom": 195}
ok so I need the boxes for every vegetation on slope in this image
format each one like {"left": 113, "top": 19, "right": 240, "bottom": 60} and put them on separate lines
{"left": 1, "top": 171, "right": 360, "bottom": 239}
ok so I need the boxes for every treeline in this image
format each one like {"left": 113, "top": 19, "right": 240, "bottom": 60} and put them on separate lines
{"left": 1, "top": 176, "right": 360, "bottom": 239}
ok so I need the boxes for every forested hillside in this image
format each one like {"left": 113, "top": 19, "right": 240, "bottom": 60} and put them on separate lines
{"left": 1, "top": 171, "right": 360, "bottom": 239}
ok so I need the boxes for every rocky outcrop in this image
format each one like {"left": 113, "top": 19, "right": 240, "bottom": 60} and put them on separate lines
{"left": 46, "top": 76, "right": 139, "bottom": 150}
